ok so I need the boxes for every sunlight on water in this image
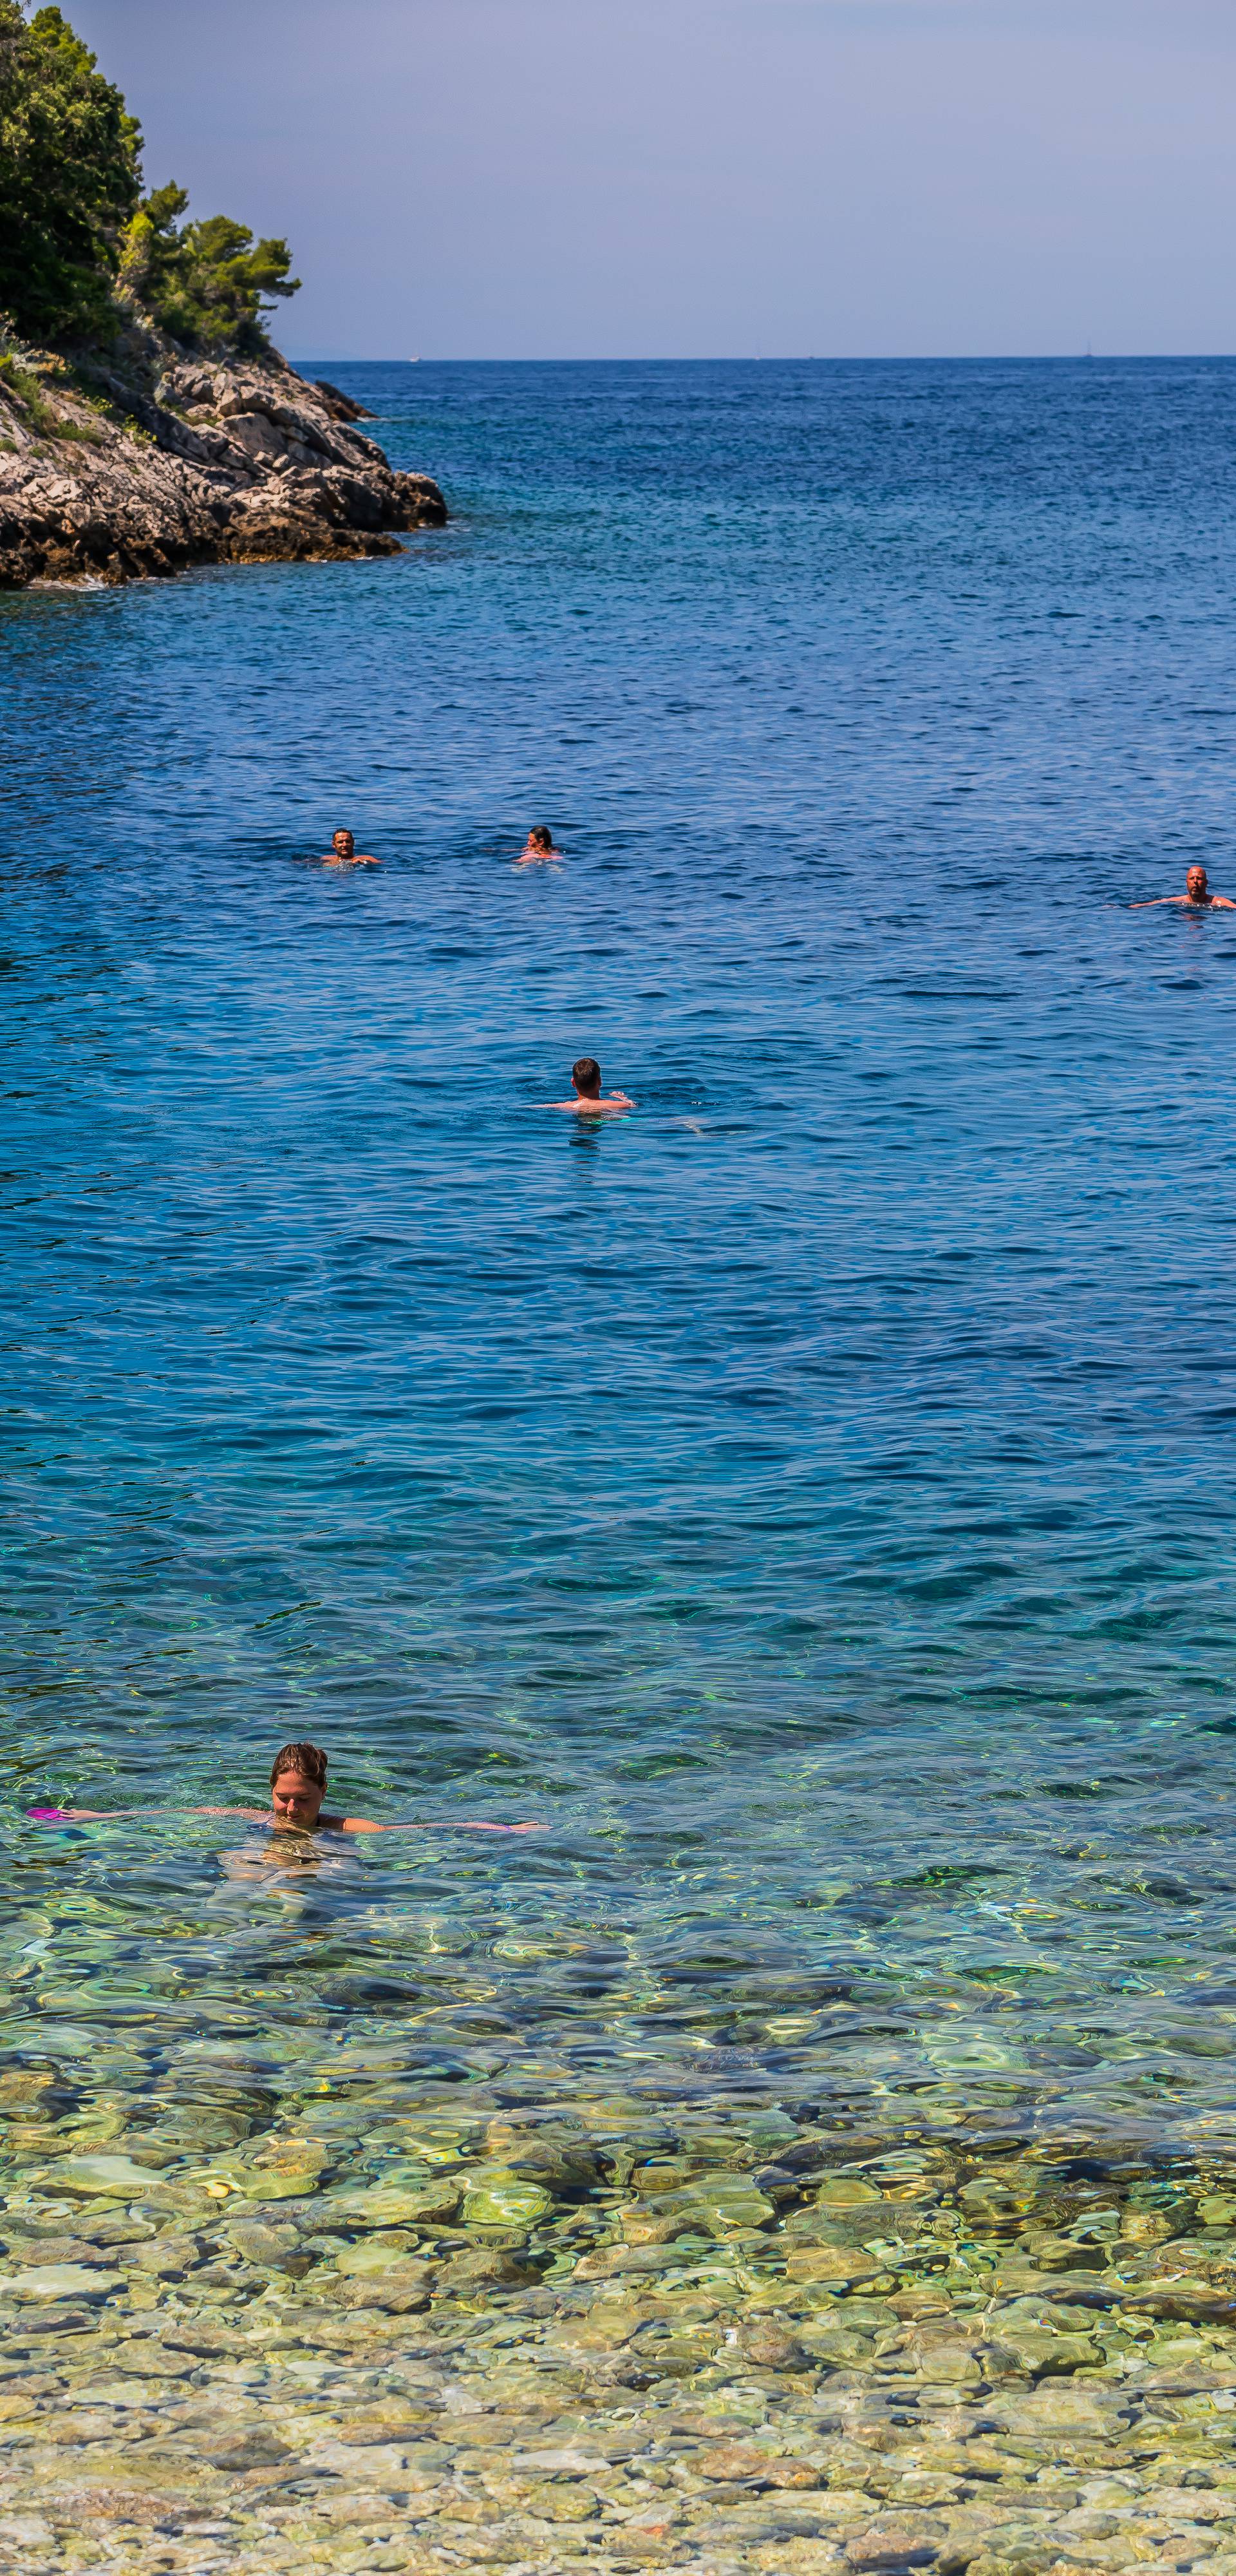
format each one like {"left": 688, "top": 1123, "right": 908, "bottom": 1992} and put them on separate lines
{"left": 3, "top": 359, "right": 1236, "bottom": 2570}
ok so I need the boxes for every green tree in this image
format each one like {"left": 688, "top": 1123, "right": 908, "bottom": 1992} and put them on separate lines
{"left": 0, "top": 1, "right": 141, "bottom": 342}
{"left": 121, "top": 184, "right": 301, "bottom": 355}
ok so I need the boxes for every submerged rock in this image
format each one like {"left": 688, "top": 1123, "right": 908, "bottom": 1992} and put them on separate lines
{"left": 330, "top": 2259, "right": 432, "bottom": 2311}
{"left": 31, "top": 2154, "right": 165, "bottom": 2197}
{"left": 462, "top": 2167, "right": 556, "bottom": 2231}
{"left": 225, "top": 2218, "right": 305, "bottom": 2271}
{"left": 332, "top": 2230, "right": 419, "bottom": 2273}
{"left": 0, "top": 2260, "right": 124, "bottom": 2300}
{"left": 8, "top": 2079, "right": 1236, "bottom": 2572}
{"left": 207, "top": 2134, "right": 332, "bottom": 2201}
{"left": 325, "top": 2176, "right": 463, "bottom": 2228}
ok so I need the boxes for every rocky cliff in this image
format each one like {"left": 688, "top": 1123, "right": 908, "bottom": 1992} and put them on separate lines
{"left": 0, "top": 321, "right": 445, "bottom": 589}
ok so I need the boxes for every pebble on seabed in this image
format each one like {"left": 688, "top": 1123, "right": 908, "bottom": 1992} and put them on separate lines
{"left": 2, "top": 2091, "right": 1236, "bottom": 2571}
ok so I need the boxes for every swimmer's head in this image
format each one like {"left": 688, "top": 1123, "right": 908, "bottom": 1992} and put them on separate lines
{"left": 528, "top": 826, "right": 554, "bottom": 853}
{"left": 572, "top": 1056, "right": 602, "bottom": 1099}
{"left": 1187, "top": 864, "right": 1209, "bottom": 900}
{"left": 270, "top": 1740, "right": 328, "bottom": 1830}
{"left": 332, "top": 830, "right": 355, "bottom": 860}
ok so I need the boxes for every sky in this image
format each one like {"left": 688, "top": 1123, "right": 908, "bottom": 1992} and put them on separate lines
{"left": 67, "top": 0, "right": 1236, "bottom": 359}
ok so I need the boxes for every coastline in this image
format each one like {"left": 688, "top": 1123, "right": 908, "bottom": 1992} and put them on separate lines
{"left": 0, "top": 324, "right": 446, "bottom": 589}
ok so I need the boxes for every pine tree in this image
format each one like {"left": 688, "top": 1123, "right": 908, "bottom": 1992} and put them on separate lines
{"left": 121, "top": 186, "right": 301, "bottom": 355}
{"left": 0, "top": 2, "right": 142, "bottom": 342}
{"left": 0, "top": 5, "right": 300, "bottom": 352}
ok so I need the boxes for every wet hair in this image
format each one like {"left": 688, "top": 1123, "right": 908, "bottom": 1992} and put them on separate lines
{"left": 270, "top": 1741, "right": 328, "bottom": 1790}
{"left": 529, "top": 826, "right": 553, "bottom": 851}
{"left": 572, "top": 1056, "right": 602, "bottom": 1096}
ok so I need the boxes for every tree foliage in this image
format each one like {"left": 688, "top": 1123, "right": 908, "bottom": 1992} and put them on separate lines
{"left": 0, "top": 3, "right": 299, "bottom": 352}
{"left": 120, "top": 183, "right": 300, "bottom": 355}
{"left": 0, "top": 1, "right": 141, "bottom": 343}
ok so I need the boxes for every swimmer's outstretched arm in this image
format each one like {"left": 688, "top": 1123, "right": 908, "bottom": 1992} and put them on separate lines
{"left": 1130, "top": 895, "right": 1185, "bottom": 907}
{"left": 540, "top": 1095, "right": 635, "bottom": 1112}
{"left": 41, "top": 1804, "right": 270, "bottom": 1823}
{"left": 35, "top": 1807, "right": 540, "bottom": 1832}
{"left": 342, "top": 1818, "right": 543, "bottom": 1835}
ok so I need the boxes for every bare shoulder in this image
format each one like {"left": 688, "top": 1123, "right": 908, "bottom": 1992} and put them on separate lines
{"left": 339, "top": 1814, "right": 382, "bottom": 1833}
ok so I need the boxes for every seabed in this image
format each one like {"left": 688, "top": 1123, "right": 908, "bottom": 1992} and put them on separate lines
{"left": 2, "top": 2076, "right": 1235, "bottom": 2574}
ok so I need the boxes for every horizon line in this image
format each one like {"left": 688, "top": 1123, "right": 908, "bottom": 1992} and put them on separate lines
{"left": 286, "top": 350, "right": 1236, "bottom": 368}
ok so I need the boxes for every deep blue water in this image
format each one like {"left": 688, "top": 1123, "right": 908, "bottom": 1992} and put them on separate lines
{"left": 4, "top": 359, "right": 1236, "bottom": 2161}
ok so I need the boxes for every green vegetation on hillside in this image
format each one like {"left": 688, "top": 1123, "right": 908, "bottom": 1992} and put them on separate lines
{"left": 0, "top": 1, "right": 299, "bottom": 352}
{"left": 0, "top": 2, "right": 140, "bottom": 342}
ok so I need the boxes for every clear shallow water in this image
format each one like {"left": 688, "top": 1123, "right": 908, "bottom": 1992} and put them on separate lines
{"left": 5, "top": 358, "right": 1236, "bottom": 2174}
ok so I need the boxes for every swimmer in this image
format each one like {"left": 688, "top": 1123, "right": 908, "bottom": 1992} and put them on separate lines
{"left": 320, "top": 830, "right": 377, "bottom": 867}
{"left": 518, "top": 826, "right": 561, "bottom": 864}
{"left": 227, "top": 1742, "right": 382, "bottom": 1833}
{"left": 1132, "top": 864, "right": 1235, "bottom": 910}
{"left": 545, "top": 1056, "right": 634, "bottom": 1115}
{"left": 33, "top": 1740, "right": 539, "bottom": 1836}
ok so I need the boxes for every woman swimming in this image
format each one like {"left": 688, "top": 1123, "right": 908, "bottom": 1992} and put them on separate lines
{"left": 31, "top": 1740, "right": 539, "bottom": 1836}
{"left": 517, "top": 826, "right": 561, "bottom": 863}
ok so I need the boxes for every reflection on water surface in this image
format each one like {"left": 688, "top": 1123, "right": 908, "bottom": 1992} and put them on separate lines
{"left": 4, "top": 356, "right": 1236, "bottom": 2564}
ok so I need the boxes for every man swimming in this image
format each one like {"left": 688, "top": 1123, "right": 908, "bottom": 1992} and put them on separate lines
{"left": 320, "top": 830, "right": 377, "bottom": 867}
{"left": 1132, "top": 864, "right": 1235, "bottom": 910}
{"left": 518, "top": 826, "right": 560, "bottom": 863}
{"left": 33, "top": 1741, "right": 538, "bottom": 1835}
{"left": 546, "top": 1056, "right": 634, "bottom": 1115}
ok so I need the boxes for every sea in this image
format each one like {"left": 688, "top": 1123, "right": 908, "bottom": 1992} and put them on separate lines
{"left": 4, "top": 360, "right": 1236, "bottom": 2534}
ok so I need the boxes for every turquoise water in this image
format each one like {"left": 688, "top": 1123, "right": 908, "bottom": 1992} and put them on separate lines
{"left": 5, "top": 359, "right": 1236, "bottom": 2169}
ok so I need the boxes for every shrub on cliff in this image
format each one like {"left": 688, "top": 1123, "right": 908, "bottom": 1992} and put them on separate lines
{"left": 120, "top": 182, "right": 300, "bottom": 355}
{"left": 0, "top": 1, "right": 140, "bottom": 342}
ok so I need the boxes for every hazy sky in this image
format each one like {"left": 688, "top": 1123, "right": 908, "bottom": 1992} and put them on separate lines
{"left": 68, "top": 0, "right": 1235, "bottom": 359}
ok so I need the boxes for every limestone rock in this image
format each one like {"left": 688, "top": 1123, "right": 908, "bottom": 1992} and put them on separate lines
{"left": 786, "top": 2246, "right": 885, "bottom": 2286}
{"left": 32, "top": 2153, "right": 161, "bottom": 2197}
{"left": 438, "top": 2244, "right": 537, "bottom": 2291}
{"left": 326, "top": 2177, "right": 463, "bottom": 2228}
{"left": 333, "top": 2231, "right": 420, "bottom": 2273}
{"left": 463, "top": 2167, "right": 556, "bottom": 2231}
{"left": 0, "top": 331, "right": 446, "bottom": 589}
{"left": 332, "top": 2259, "right": 433, "bottom": 2311}
{"left": 0, "top": 2262, "right": 124, "bottom": 2300}
{"left": 225, "top": 2218, "right": 305, "bottom": 2271}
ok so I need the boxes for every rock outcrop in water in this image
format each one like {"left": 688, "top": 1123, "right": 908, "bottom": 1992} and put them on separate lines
{"left": 0, "top": 319, "right": 445, "bottom": 589}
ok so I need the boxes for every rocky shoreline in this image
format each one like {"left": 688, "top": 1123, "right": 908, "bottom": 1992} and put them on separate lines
{"left": 0, "top": 325, "right": 445, "bottom": 589}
